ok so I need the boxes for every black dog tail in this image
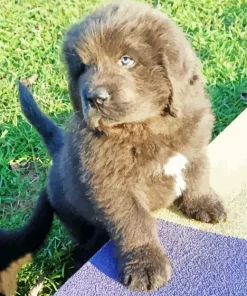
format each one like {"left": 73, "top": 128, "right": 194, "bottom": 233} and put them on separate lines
{"left": 18, "top": 82, "right": 64, "bottom": 158}
{"left": 0, "top": 188, "right": 54, "bottom": 272}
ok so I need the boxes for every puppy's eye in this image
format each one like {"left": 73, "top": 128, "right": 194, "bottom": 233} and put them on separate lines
{"left": 118, "top": 55, "right": 135, "bottom": 68}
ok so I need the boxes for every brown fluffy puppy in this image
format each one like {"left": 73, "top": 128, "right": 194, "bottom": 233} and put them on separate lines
{"left": 60, "top": 1, "right": 227, "bottom": 291}
{"left": 20, "top": 1, "right": 227, "bottom": 292}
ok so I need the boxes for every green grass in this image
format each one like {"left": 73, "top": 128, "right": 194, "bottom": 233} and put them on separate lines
{"left": 0, "top": 0, "right": 246, "bottom": 294}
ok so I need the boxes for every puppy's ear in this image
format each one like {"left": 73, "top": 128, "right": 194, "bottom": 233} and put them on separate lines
{"left": 158, "top": 17, "right": 202, "bottom": 118}
{"left": 63, "top": 24, "right": 85, "bottom": 113}
{"left": 163, "top": 94, "right": 179, "bottom": 118}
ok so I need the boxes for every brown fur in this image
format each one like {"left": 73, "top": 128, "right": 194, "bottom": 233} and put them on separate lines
{"left": 58, "top": 1, "right": 227, "bottom": 291}
{"left": 0, "top": 254, "right": 32, "bottom": 296}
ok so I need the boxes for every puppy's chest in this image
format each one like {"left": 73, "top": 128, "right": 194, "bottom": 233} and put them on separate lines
{"left": 83, "top": 133, "right": 188, "bottom": 197}
{"left": 150, "top": 153, "right": 188, "bottom": 197}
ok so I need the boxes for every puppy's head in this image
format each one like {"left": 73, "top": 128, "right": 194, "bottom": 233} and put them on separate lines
{"left": 63, "top": 1, "right": 199, "bottom": 130}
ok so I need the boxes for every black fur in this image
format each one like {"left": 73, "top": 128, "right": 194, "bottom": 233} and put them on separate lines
{"left": 0, "top": 85, "right": 63, "bottom": 295}
{"left": 0, "top": 188, "right": 53, "bottom": 271}
{"left": 18, "top": 82, "right": 109, "bottom": 269}
{"left": 18, "top": 82, "right": 64, "bottom": 158}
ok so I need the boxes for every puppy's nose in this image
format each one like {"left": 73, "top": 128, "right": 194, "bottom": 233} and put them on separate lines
{"left": 87, "top": 87, "right": 110, "bottom": 107}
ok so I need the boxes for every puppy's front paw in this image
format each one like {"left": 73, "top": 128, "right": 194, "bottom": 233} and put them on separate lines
{"left": 119, "top": 246, "right": 172, "bottom": 291}
{"left": 180, "top": 193, "right": 227, "bottom": 223}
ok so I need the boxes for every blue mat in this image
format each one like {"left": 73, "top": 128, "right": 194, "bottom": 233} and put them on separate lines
{"left": 55, "top": 220, "right": 247, "bottom": 296}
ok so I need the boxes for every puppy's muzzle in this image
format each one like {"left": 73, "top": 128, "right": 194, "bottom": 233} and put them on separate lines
{"left": 86, "top": 87, "right": 111, "bottom": 108}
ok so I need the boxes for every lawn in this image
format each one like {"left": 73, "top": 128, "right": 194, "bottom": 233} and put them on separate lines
{"left": 0, "top": 0, "right": 246, "bottom": 295}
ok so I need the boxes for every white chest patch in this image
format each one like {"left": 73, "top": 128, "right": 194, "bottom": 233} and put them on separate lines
{"left": 163, "top": 153, "right": 188, "bottom": 197}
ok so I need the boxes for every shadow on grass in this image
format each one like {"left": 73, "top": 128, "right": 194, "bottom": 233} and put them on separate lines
{"left": 0, "top": 110, "right": 70, "bottom": 209}
{"left": 208, "top": 77, "right": 247, "bottom": 138}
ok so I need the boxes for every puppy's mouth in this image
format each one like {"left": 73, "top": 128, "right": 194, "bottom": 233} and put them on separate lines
{"left": 84, "top": 104, "right": 115, "bottom": 130}
{"left": 85, "top": 106, "right": 134, "bottom": 133}
{"left": 93, "top": 104, "right": 110, "bottom": 117}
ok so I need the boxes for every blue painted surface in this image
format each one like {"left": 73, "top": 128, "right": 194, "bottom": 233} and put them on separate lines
{"left": 88, "top": 220, "right": 247, "bottom": 296}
